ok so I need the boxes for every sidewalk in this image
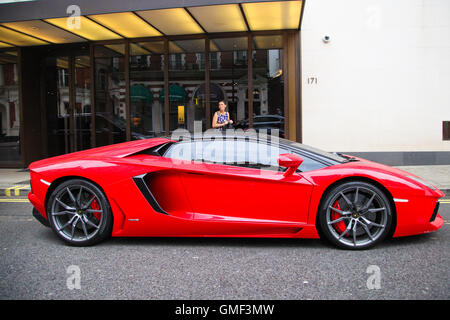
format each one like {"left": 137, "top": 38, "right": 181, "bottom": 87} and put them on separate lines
{"left": 0, "top": 165, "right": 449, "bottom": 197}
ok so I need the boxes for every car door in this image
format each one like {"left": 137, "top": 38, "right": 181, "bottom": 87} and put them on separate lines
{"left": 166, "top": 138, "right": 314, "bottom": 230}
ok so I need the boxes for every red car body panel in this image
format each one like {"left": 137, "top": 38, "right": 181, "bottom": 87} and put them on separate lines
{"left": 28, "top": 138, "right": 444, "bottom": 240}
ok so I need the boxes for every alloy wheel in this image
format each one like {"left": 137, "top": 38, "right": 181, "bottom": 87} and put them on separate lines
{"left": 50, "top": 184, "right": 104, "bottom": 243}
{"left": 321, "top": 183, "right": 392, "bottom": 249}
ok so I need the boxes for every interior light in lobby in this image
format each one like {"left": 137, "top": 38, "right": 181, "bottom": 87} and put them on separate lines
{"left": 45, "top": 16, "right": 122, "bottom": 41}
{"left": 242, "top": 0, "right": 302, "bottom": 31}
{"left": 187, "top": 4, "right": 247, "bottom": 33}
{"left": 136, "top": 8, "right": 204, "bottom": 35}
{"left": 0, "top": 25, "right": 47, "bottom": 46}
{"left": 1, "top": 20, "right": 86, "bottom": 43}
{"left": 88, "top": 12, "right": 161, "bottom": 38}
{"left": 0, "top": 41, "right": 13, "bottom": 47}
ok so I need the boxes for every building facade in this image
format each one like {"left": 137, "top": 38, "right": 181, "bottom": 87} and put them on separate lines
{"left": 301, "top": 0, "right": 450, "bottom": 165}
{"left": 0, "top": 0, "right": 448, "bottom": 168}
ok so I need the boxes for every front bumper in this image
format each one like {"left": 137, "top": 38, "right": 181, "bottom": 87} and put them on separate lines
{"left": 32, "top": 208, "right": 49, "bottom": 227}
{"left": 28, "top": 191, "right": 49, "bottom": 227}
{"left": 393, "top": 195, "right": 444, "bottom": 237}
{"left": 425, "top": 214, "right": 444, "bottom": 234}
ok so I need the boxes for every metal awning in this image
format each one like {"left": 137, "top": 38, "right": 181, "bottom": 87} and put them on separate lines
{"left": 0, "top": 0, "right": 304, "bottom": 48}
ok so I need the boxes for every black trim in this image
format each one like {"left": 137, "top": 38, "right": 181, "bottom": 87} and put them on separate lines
{"left": 129, "top": 142, "right": 175, "bottom": 157}
{"left": 238, "top": 3, "right": 250, "bottom": 32}
{"left": 32, "top": 208, "right": 50, "bottom": 227}
{"left": 430, "top": 202, "right": 439, "bottom": 222}
{"left": 133, "top": 173, "right": 169, "bottom": 215}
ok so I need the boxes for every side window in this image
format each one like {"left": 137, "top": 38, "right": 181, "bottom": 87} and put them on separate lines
{"left": 163, "top": 140, "right": 326, "bottom": 173}
{"left": 164, "top": 141, "right": 194, "bottom": 161}
{"left": 290, "top": 150, "right": 327, "bottom": 172}
{"left": 200, "top": 139, "right": 289, "bottom": 171}
{"left": 206, "top": 140, "right": 289, "bottom": 171}
{"left": 248, "top": 141, "right": 289, "bottom": 171}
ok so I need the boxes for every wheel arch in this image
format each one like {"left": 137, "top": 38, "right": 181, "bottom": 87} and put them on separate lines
{"left": 315, "top": 175, "right": 397, "bottom": 239}
{"left": 44, "top": 175, "right": 109, "bottom": 214}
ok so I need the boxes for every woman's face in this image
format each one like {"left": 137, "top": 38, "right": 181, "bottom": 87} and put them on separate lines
{"left": 218, "top": 101, "right": 226, "bottom": 112}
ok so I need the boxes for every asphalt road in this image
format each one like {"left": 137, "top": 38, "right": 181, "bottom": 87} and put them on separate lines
{"left": 0, "top": 197, "right": 449, "bottom": 300}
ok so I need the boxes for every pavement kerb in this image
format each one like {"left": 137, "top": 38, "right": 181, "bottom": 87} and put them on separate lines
{"left": 1, "top": 185, "right": 31, "bottom": 197}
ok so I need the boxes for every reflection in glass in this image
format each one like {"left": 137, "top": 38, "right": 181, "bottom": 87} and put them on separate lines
{"left": 129, "top": 41, "right": 165, "bottom": 139}
{"left": 94, "top": 44, "right": 126, "bottom": 146}
{"left": 0, "top": 50, "right": 20, "bottom": 162}
{"left": 167, "top": 39, "right": 205, "bottom": 132}
{"left": 209, "top": 37, "right": 248, "bottom": 127}
{"left": 251, "top": 35, "right": 284, "bottom": 137}
{"left": 45, "top": 56, "right": 70, "bottom": 157}
{"left": 74, "top": 55, "right": 92, "bottom": 151}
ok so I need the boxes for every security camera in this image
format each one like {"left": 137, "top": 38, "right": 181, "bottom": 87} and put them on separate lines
{"left": 322, "top": 35, "right": 331, "bottom": 43}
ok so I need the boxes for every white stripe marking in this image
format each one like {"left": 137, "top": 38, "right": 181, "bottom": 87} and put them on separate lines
{"left": 40, "top": 179, "right": 51, "bottom": 186}
{"left": 393, "top": 198, "right": 409, "bottom": 203}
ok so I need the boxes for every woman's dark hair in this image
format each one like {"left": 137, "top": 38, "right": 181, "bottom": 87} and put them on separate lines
{"left": 218, "top": 100, "right": 226, "bottom": 105}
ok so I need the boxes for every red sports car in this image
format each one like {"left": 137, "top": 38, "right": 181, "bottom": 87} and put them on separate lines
{"left": 28, "top": 134, "right": 444, "bottom": 249}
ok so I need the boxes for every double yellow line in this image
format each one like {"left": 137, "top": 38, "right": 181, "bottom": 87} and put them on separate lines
{"left": 0, "top": 198, "right": 29, "bottom": 203}
{"left": 439, "top": 199, "right": 450, "bottom": 204}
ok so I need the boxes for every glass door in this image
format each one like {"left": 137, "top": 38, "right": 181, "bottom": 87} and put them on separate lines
{"left": 44, "top": 45, "right": 92, "bottom": 157}
{"left": 45, "top": 56, "right": 70, "bottom": 157}
{"left": 74, "top": 54, "right": 92, "bottom": 152}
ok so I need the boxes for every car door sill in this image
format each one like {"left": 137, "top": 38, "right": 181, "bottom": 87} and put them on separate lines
{"left": 194, "top": 212, "right": 305, "bottom": 226}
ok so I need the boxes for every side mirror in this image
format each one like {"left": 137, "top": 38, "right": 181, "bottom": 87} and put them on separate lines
{"left": 278, "top": 153, "right": 303, "bottom": 177}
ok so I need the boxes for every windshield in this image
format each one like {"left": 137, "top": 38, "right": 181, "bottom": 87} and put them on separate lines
{"left": 277, "top": 138, "right": 347, "bottom": 163}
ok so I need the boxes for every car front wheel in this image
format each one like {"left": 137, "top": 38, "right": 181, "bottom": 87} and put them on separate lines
{"left": 318, "top": 181, "right": 393, "bottom": 250}
{"left": 47, "top": 179, "right": 113, "bottom": 246}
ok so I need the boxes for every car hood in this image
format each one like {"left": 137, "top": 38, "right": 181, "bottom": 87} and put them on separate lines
{"left": 334, "top": 156, "right": 442, "bottom": 193}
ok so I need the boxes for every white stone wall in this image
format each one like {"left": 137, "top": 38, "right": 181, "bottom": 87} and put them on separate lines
{"left": 301, "top": 0, "right": 450, "bottom": 152}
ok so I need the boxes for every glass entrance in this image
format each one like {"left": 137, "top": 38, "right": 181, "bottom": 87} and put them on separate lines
{"left": 74, "top": 54, "right": 92, "bottom": 151}
{"left": 44, "top": 55, "right": 70, "bottom": 157}
{"left": 44, "top": 45, "right": 92, "bottom": 157}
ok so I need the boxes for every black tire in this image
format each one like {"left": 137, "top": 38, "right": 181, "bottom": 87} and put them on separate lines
{"left": 317, "top": 181, "right": 393, "bottom": 250}
{"left": 46, "top": 179, "right": 113, "bottom": 246}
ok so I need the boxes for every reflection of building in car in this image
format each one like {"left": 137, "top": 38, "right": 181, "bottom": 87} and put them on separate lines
{"left": 236, "top": 114, "right": 285, "bottom": 137}
{"left": 0, "top": 61, "right": 20, "bottom": 162}
{"left": 53, "top": 113, "right": 154, "bottom": 154}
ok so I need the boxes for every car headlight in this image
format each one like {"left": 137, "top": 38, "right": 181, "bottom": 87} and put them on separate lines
{"left": 406, "top": 175, "right": 436, "bottom": 190}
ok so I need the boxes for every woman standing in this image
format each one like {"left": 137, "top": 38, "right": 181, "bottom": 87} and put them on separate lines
{"left": 212, "top": 100, "right": 233, "bottom": 131}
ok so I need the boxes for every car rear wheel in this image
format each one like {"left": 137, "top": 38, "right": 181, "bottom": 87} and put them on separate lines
{"left": 47, "top": 179, "right": 113, "bottom": 246}
{"left": 318, "top": 181, "right": 393, "bottom": 250}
